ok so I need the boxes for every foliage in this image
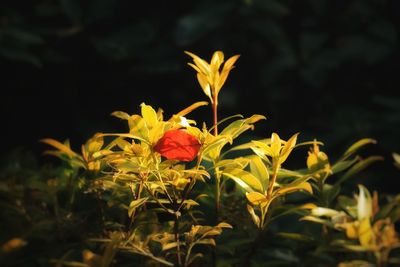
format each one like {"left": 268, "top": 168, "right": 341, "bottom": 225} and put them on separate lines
{"left": 1, "top": 51, "right": 399, "bottom": 267}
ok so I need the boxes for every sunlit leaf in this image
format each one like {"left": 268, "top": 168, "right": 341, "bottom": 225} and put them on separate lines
{"left": 216, "top": 222, "right": 233, "bottom": 229}
{"left": 246, "top": 192, "right": 267, "bottom": 205}
{"left": 141, "top": 103, "right": 158, "bottom": 129}
{"left": 358, "top": 217, "right": 373, "bottom": 247}
{"left": 247, "top": 204, "right": 260, "bottom": 227}
{"left": 111, "top": 111, "right": 131, "bottom": 120}
{"left": 41, "top": 138, "right": 78, "bottom": 158}
{"left": 270, "top": 133, "right": 282, "bottom": 158}
{"left": 357, "top": 185, "right": 372, "bottom": 220}
{"left": 175, "top": 101, "right": 209, "bottom": 117}
{"left": 162, "top": 242, "right": 178, "bottom": 251}
{"left": 223, "top": 168, "right": 263, "bottom": 192}
{"left": 225, "top": 138, "right": 270, "bottom": 153}
{"left": 275, "top": 182, "right": 313, "bottom": 197}
{"left": 393, "top": 153, "right": 400, "bottom": 169}
{"left": 280, "top": 132, "right": 299, "bottom": 164}
{"left": 249, "top": 155, "right": 269, "bottom": 191}
{"left": 310, "top": 207, "right": 340, "bottom": 217}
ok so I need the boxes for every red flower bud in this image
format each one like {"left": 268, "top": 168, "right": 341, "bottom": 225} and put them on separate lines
{"left": 154, "top": 129, "right": 201, "bottom": 162}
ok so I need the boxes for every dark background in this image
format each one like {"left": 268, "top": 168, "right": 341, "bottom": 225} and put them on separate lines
{"left": 1, "top": 0, "right": 400, "bottom": 191}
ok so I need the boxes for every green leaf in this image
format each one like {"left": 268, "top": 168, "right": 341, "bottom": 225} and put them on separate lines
{"left": 341, "top": 138, "right": 377, "bottom": 160}
{"left": 323, "top": 183, "right": 341, "bottom": 204}
{"left": 49, "top": 260, "right": 90, "bottom": 267}
{"left": 336, "top": 156, "right": 383, "bottom": 185}
{"left": 331, "top": 158, "right": 358, "bottom": 174}
{"left": 275, "top": 232, "right": 314, "bottom": 242}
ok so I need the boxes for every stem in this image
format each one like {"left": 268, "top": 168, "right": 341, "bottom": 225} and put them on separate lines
{"left": 266, "top": 161, "right": 279, "bottom": 200}
{"left": 174, "top": 212, "right": 182, "bottom": 267}
{"left": 184, "top": 244, "right": 194, "bottom": 267}
{"left": 129, "top": 181, "right": 143, "bottom": 231}
{"left": 215, "top": 172, "right": 221, "bottom": 220}
{"left": 211, "top": 91, "right": 219, "bottom": 267}
{"left": 212, "top": 94, "right": 218, "bottom": 136}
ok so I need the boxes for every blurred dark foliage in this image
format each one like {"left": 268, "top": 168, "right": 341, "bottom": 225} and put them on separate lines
{"left": 1, "top": 0, "right": 400, "bottom": 191}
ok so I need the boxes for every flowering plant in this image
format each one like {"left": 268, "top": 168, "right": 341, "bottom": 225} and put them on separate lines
{"left": 1, "top": 51, "right": 399, "bottom": 267}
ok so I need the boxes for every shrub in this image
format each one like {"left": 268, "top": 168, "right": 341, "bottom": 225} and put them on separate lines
{"left": 1, "top": 51, "right": 399, "bottom": 267}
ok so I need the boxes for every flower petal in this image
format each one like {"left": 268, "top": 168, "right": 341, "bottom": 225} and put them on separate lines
{"left": 154, "top": 130, "right": 201, "bottom": 162}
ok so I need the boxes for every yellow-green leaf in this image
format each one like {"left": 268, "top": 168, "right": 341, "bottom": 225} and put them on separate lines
{"left": 162, "top": 242, "right": 178, "bottom": 251}
{"left": 41, "top": 138, "right": 77, "bottom": 158}
{"left": 249, "top": 155, "right": 269, "bottom": 191}
{"left": 211, "top": 51, "right": 224, "bottom": 68}
{"left": 342, "top": 138, "right": 377, "bottom": 160}
{"left": 141, "top": 103, "right": 158, "bottom": 129}
{"left": 223, "top": 168, "right": 263, "bottom": 193}
{"left": 175, "top": 101, "right": 209, "bottom": 117}
{"left": 196, "top": 238, "right": 216, "bottom": 246}
{"left": 246, "top": 192, "right": 267, "bottom": 205}
{"left": 270, "top": 133, "right": 282, "bottom": 158}
{"left": 216, "top": 222, "right": 233, "bottom": 229}
{"left": 247, "top": 204, "right": 260, "bottom": 227}
{"left": 128, "top": 115, "right": 149, "bottom": 140}
{"left": 251, "top": 140, "right": 273, "bottom": 157}
{"left": 185, "top": 51, "right": 210, "bottom": 75}
{"left": 111, "top": 111, "right": 131, "bottom": 120}
{"left": 275, "top": 182, "right": 313, "bottom": 196}
{"left": 279, "top": 132, "right": 299, "bottom": 164}
{"left": 128, "top": 197, "right": 148, "bottom": 217}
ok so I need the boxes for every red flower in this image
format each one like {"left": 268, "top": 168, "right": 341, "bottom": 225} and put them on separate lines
{"left": 154, "top": 129, "right": 201, "bottom": 162}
